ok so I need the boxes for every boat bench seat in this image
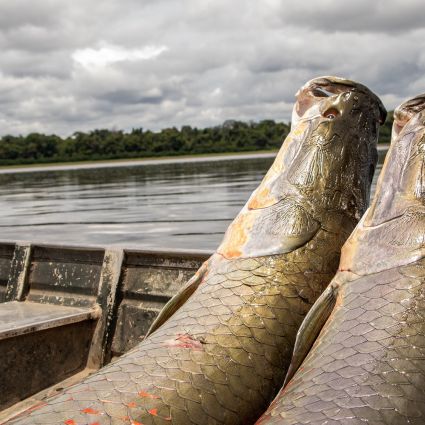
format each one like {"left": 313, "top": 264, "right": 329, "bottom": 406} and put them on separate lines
{"left": 0, "top": 300, "right": 100, "bottom": 411}
{"left": 0, "top": 301, "right": 100, "bottom": 341}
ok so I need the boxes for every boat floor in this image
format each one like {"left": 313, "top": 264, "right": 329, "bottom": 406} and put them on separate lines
{"left": 0, "top": 369, "right": 95, "bottom": 423}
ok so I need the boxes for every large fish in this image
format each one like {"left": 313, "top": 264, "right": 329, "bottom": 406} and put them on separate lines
{"left": 255, "top": 94, "right": 425, "bottom": 425}
{"left": 7, "top": 77, "right": 385, "bottom": 425}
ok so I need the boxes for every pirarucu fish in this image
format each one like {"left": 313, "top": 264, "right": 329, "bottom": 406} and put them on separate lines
{"left": 8, "top": 77, "right": 385, "bottom": 425}
{"left": 255, "top": 95, "right": 425, "bottom": 425}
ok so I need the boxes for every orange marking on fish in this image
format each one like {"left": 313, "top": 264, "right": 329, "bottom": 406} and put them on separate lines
{"left": 221, "top": 247, "right": 242, "bottom": 259}
{"left": 64, "top": 420, "right": 76, "bottom": 425}
{"left": 138, "top": 390, "right": 160, "bottom": 399}
{"left": 248, "top": 186, "right": 276, "bottom": 209}
{"left": 130, "top": 421, "right": 144, "bottom": 425}
{"left": 126, "top": 401, "right": 138, "bottom": 407}
{"left": 90, "top": 422, "right": 101, "bottom": 425}
{"left": 81, "top": 408, "right": 101, "bottom": 415}
{"left": 147, "top": 408, "right": 171, "bottom": 421}
{"left": 218, "top": 213, "right": 255, "bottom": 258}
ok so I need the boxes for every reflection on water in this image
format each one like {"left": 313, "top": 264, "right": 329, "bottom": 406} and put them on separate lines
{"left": 0, "top": 150, "right": 387, "bottom": 250}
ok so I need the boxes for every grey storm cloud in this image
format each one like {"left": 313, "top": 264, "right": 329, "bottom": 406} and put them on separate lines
{"left": 0, "top": 0, "right": 424, "bottom": 136}
{"left": 275, "top": 0, "right": 425, "bottom": 33}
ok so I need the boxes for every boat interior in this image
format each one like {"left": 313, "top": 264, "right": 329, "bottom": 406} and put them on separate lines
{"left": 0, "top": 241, "right": 210, "bottom": 422}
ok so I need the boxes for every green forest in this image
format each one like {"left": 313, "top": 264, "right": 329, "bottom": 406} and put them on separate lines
{"left": 0, "top": 113, "right": 393, "bottom": 166}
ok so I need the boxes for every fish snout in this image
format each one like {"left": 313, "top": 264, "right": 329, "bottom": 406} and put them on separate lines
{"left": 293, "top": 76, "right": 386, "bottom": 127}
{"left": 318, "top": 91, "right": 353, "bottom": 121}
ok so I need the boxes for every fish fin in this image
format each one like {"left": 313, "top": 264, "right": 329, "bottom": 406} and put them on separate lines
{"left": 145, "top": 260, "right": 209, "bottom": 337}
{"left": 234, "top": 199, "right": 320, "bottom": 258}
{"left": 283, "top": 283, "right": 338, "bottom": 386}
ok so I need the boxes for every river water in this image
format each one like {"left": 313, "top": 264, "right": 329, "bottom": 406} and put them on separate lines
{"left": 0, "top": 150, "right": 387, "bottom": 251}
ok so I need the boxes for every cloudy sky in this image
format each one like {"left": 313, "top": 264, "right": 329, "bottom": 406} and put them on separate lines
{"left": 0, "top": 0, "right": 424, "bottom": 137}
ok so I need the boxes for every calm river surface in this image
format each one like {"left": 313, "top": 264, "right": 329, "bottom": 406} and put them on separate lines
{"left": 0, "top": 150, "right": 387, "bottom": 251}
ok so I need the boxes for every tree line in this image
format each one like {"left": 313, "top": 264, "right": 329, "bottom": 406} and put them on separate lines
{"left": 0, "top": 115, "right": 393, "bottom": 166}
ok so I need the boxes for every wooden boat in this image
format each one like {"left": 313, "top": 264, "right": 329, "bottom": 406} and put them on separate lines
{"left": 0, "top": 240, "right": 210, "bottom": 422}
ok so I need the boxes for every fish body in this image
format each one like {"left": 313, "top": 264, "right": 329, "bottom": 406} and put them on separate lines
{"left": 255, "top": 95, "right": 425, "bottom": 425}
{"left": 8, "top": 77, "right": 385, "bottom": 425}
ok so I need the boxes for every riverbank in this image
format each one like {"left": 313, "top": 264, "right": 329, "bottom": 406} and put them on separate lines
{"left": 0, "top": 150, "right": 279, "bottom": 174}
{"left": 0, "top": 144, "right": 390, "bottom": 174}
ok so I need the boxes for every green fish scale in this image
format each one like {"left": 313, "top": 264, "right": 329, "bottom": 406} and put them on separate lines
{"left": 7, "top": 227, "right": 346, "bottom": 425}
{"left": 256, "top": 259, "right": 425, "bottom": 425}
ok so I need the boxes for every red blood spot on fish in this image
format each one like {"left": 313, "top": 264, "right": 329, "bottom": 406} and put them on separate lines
{"left": 126, "top": 401, "right": 137, "bottom": 407}
{"left": 164, "top": 333, "right": 205, "bottom": 350}
{"left": 138, "top": 390, "right": 160, "bottom": 399}
{"left": 64, "top": 420, "right": 76, "bottom": 425}
{"left": 81, "top": 408, "right": 100, "bottom": 415}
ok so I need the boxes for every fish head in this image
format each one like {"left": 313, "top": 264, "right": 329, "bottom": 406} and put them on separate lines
{"left": 341, "top": 94, "right": 425, "bottom": 274}
{"left": 218, "top": 76, "right": 385, "bottom": 259}
{"left": 286, "top": 76, "right": 386, "bottom": 221}
{"left": 365, "top": 94, "right": 425, "bottom": 224}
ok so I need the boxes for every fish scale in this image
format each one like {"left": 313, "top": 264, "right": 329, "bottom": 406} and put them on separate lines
{"left": 256, "top": 264, "right": 425, "bottom": 425}
{"left": 7, "top": 77, "right": 384, "bottom": 425}
{"left": 255, "top": 94, "right": 425, "bottom": 425}
{"left": 11, "top": 248, "right": 340, "bottom": 425}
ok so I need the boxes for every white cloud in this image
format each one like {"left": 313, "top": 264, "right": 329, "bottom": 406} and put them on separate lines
{"left": 72, "top": 43, "right": 168, "bottom": 69}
